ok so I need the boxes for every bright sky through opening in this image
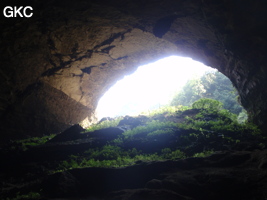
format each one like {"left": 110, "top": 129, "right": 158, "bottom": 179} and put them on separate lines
{"left": 96, "top": 56, "right": 216, "bottom": 119}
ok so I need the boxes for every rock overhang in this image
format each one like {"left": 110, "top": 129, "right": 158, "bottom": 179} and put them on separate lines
{"left": 0, "top": 0, "right": 267, "bottom": 141}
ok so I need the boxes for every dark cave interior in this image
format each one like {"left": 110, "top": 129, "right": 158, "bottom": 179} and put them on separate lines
{"left": 0, "top": 0, "right": 267, "bottom": 199}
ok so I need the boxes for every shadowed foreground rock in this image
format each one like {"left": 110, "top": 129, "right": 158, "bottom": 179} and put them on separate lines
{"left": 40, "top": 150, "right": 267, "bottom": 200}
{"left": 47, "top": 124, "right": 124, "bottom": 144}
{"left": 0, "top": 109, "right": 265, "bottom": 199}
{"left": 0, "top": 113, "right": 266, "bottom": 200}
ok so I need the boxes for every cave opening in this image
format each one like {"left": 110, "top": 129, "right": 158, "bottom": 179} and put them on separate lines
{"left": 1, "top": 1, "right": 267, "bottom": 199}
{"left": 94, "top": 55, "right": 245, "bottom": 122}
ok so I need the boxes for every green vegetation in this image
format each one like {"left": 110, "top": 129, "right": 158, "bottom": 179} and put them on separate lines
{"left": 9, "top": 134, "right": 56, "bottom": 151}
{"left": 54, "top": 146, "right": 187, "bottom": 172}
{"left": 192, "top": 98, "right": 223, "bottom": 111}
{"left": 7, "top": 99, "right": 262, "bottom": 175}
{"left": 160, "top": 148, "right": 186, "bottom": 159}
{"left": 147, "top": 129, "right": 175, "bottom": 137}
{"left": 237, "top": 109, "right": 248, "bottom": 124}
{"left": 4, "top": 192, "right": 41, "bottom": 200}
{"left": 47, "top": 99, "right": 263, "bottom": 172}
{"left": 122, "top": 120, "right": 177, "bottom": 139}
{"left": 56, "top": 152, "right": 157, "bottom": 170}
{"left": 171, "top": 71, "right": 244, "bottom": 115}
{"left": 193, "top": 150, "right": 214, "bottom": 158}
{"left": 2, "top": 97, "right": 264, "bottom": 200}
{"left": 2, "top": 70, "right": 264, "bottom": 200}
{"left": 85, "top": 116, "right": 123, "bottom": 132}
{"left": 177, "top": 99, "right": 260, "bottom": 136}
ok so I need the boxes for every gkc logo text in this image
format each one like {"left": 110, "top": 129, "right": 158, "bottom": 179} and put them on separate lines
{"left": 3, "top": 6, "right": 33, "bottom": 18}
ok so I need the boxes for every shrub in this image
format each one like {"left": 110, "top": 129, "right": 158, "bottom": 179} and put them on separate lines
{"left": 85, "top": 145, "right": 123, "bottom": 160}
{"left": 193, "top": 150, "right": 214, "bottom": 158}
{"left": 10, "top": 134, "right": 56, "bottom": 151}
{"left": 192, "top": 98, "right": 223, "bottom": 111}
{"left": 122, "top": 120, "right": 178, "bottom": 139}
{"left": 147, "top": 129, "right": 175, "bottom": 137}
{"left": 161, "top": 148, "right": 186, "bottom": 159}
{"left": 85, "top": 117, "right": 123, "bottom": 132}
{"left": 237, "top": 109, "right": 248, "bottom": 124}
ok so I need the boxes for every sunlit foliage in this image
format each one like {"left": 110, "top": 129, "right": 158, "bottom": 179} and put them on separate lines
{"left": 49, "top": 99, "right": 263, "bottom": 172}
{"left": 85, "top": 116, "right": 123, "bottom": 132}
{"left": 171, "top": 71, "right": 243, "bottom": 115}
{"left": 122, "top": 120, "right": 178, "bottom": 139}
{"left": 7, "top": 99, "right": 263, "bottom": 177}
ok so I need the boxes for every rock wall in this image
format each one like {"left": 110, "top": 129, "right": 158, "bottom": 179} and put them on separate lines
{"left": 0, "top": 0, "right": 266, "bottom": 140}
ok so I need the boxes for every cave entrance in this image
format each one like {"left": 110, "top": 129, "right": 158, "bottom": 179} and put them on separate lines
{"left": 95, "top": 56, "right": 246, "bottom": 122}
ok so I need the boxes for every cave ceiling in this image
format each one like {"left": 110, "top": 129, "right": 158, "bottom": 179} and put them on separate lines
{"left": 0, "top": 0, "right": 266, "bottom": 141}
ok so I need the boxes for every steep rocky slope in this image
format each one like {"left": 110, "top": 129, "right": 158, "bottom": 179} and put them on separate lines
{"left": 0, "top": 107, "right": 266, "bottom": 200}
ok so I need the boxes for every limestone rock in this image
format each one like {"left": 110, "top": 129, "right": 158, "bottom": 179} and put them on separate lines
{"left": 47, "top": 124, "right": 84, "bottom": 143}
{"left": 0, "top": 0, "right": 267, "bottom": 141}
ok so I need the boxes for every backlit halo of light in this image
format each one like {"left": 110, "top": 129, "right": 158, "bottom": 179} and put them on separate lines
{"left": 96, "top": 56, "right": 216, "bottom": 120}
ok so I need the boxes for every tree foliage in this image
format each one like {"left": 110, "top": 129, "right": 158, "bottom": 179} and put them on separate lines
{"left": 170, "top": 71, "right": 243, "bottom": 115}
{"left": 192, "top": 98, "right": 223, "bottom": 111}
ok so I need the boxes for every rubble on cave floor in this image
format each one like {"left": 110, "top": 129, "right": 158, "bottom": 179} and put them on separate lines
{"left": 0, "top": 108, "right": 266, "bottom": 200}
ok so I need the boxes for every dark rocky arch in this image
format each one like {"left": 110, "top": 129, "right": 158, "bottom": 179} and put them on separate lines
{"left": 0, "top": 0, "right": 266, "bottom": 141}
